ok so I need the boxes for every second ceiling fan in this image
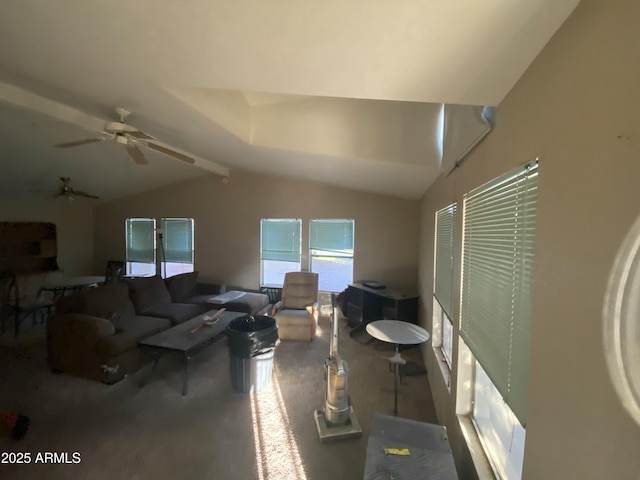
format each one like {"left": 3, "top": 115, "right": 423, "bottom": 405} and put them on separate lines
{"left": 54, "top": 107, "right": 195, "bottom": 166}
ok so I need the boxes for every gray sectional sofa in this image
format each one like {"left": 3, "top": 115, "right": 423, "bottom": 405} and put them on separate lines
{"left": 47, "top": 272, "right": 269, "bottom": 383}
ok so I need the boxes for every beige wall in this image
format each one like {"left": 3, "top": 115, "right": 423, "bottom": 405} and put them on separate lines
{"left": 94, "top": 170, "right": 419, "bottom": 291}
{"left": 418, "top": 0, "right": 640, "bottom": 479}
{"left": 0, "top": 196, "right": 94, "bottom": 275}
{"left": 251, "top": 96, "right": 440, "bottom": 166}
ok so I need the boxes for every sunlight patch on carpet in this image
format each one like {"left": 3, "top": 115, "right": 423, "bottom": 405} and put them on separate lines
{"left": 250, "top": 374, "right": 307, "bottom": 480}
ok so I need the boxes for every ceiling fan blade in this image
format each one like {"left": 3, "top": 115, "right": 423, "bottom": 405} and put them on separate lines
{"left": 145, "top": 142, "right": 195, "bottom": 164}
{"left": 127, "top": 131, "right": 155, "bottom": 140}
{"left": 54, "top": 138, "right": 103, "bottom": 148}
{"left": 70, "top": 189, "right": 100, "bottom": 200}
{"left": 126, "top": 145, "right": 148, "bottom": 165}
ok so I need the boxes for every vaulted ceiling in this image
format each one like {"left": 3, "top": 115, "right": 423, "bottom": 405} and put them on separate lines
{"left": 0, "top": 0, "right": 580, "bottom": 201}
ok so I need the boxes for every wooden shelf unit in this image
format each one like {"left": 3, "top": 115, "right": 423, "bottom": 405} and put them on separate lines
{"left": 0, "top": 222, "right": 58, "bottom": 274}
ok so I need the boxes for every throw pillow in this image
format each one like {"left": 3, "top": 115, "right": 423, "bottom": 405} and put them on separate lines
{"left": 125, "top": 275, "right": 171, "bottom": 314}
{"left": 83, "top": 283, "right": 135, "bottom": 321}
{"left": 164, "top": 271, "right": 199, "bottom": 303}
{"left": 56, "top": 283, "right": 134, "bottom": 321}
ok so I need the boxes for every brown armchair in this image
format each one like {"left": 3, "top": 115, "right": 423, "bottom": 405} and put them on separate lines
{"left": 273, "top": 272, "right": 319, "bottom": 341}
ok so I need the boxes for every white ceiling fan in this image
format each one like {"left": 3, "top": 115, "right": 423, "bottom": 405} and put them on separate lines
{"left": 53, "top": 107, "right": 195, "bottom": 166}
{"left": 53, "top": 176, "right": 99, "bottom": 200}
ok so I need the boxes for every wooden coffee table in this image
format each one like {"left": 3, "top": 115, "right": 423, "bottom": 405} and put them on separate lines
{"left": 138, "top": 309, "right": 246, "bottom": 396}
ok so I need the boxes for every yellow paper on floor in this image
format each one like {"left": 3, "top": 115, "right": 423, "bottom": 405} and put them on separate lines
{"left": 384, "top": 447, "right": 410, "bottom": 456}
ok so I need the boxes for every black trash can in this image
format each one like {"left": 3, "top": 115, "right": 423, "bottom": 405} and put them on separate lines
{"left": 227, "top": 315, "right": 279, "bottom": 393}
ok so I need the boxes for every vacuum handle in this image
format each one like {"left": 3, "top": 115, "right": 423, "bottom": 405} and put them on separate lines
{"left": 330, "top": 293, "right": 339, "bottom": 356}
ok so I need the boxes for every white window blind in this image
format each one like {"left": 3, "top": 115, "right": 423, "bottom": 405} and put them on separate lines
{"left": 310, "top": 219, "right": 355, "bottom": 292}
{"left": 309, "top": 219, "right": 354, "bottom": 256}
{"left": 434, "top": 203, "right": 456, "bottom": 318}
{"left": 261, "top": 219, "right": 302, "bottom": 263}
{"left": 260, "top": 219, "right": 302, "bottom": 287}
{"left": 126, "top": 218, "right": 155, "bottom": 264}
{"left": 460, "top": 162, "right": 538, "bottom": 425}
{"left": 161, "top": 218, "right": 194, "bottom": 264}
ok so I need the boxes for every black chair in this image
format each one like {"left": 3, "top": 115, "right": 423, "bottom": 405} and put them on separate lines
{"left": 260, "top": 286, "right": 283, "bottom": 305}
{"left": 104, "top": 260, "right": 125, "bottom": 284}
{"left": 0, "top": 270, "right": 54, "bottom": 337}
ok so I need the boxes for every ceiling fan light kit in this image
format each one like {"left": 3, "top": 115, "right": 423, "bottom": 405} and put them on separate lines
{"left": 104, "top": 121, "right": 138, "bottom": 135}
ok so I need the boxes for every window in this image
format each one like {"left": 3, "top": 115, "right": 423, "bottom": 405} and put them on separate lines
{"left": 473, "top": 360, "right": 526, "bottom": 480}
{"left": 310, "top": 219, "right": 354, "bottom": 292}
{"left": 159, "top": 218, "right": 194, "bottom": 278}
{"left": 458, "top": 162, "right": 538, "bottom": 479}
{"left": 433, "top": 204, "right": 456, "bottom": 370}
{"left": 125, "top": 218, "right": 156, "bottom": 277}
{"left": 441, "top": 309, "right": 453, "bottom": 366}
{"left": 126, "top": 217, "right": 194, "bottom": 279}
{"left": 260, "top": 219, "right": 302, "bottom": 287}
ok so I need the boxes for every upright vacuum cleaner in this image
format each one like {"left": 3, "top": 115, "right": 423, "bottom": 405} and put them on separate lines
{"left": 314, "top": 293, "right": 362, "bottom": 441}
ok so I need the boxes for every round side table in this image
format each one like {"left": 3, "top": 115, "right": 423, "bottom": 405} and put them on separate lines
{"left": 366, "top": 320, "right": 430, "bottom": 416}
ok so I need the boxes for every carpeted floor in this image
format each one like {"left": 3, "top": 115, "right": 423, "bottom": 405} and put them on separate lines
{"left": 0, "top": 311, "right": 437, "bottom": 480}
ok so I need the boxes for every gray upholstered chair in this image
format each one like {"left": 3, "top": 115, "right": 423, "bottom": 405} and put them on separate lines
{"left": 273, "top": 271, "right": 319, "bottom": 341}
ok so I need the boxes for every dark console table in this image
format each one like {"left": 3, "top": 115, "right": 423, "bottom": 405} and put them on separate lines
{"left": 345, "top": 283, "right": 419, "bottom": 343}
{"left": 346, "top": 283, "right": 419, "bottom": 325}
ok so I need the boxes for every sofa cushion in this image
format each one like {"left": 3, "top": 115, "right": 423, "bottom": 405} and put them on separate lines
{"left": 275, "top": 308, "right": 316, "bottom": 341}
{"left": 164, "top": 271, "right": 199, "bottom": 303}
{"left": 141, "top": 302, "right": 210, "bottom": 326}
{"left": 55, "top": 283, "right": 135, "bottom": 322}
{"left": 125, "top": 276, "right": 172, "bottom": 314}
{"left": 183, "top": 294, "right": 217, "bottom": 307}
{"left": 220, "top": 292, "right": 270, "bottom": 315}
{"left": 96, "top": 315, "right": 171, "bottom": 357}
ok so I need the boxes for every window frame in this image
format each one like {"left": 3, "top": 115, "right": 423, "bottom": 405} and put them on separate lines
{"left": 432, "top": 203, "right": 456, "bottom": 387}
{"left": 472, "top": 359, "right": 527, "bottom": 480}
{"left": 456, "top": 161, "right": 539, "bottom": 479}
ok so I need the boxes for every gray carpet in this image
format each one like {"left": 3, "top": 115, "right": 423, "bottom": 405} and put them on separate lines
{"left": 0, "top": 313, "right": 437, "bottom": 480}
